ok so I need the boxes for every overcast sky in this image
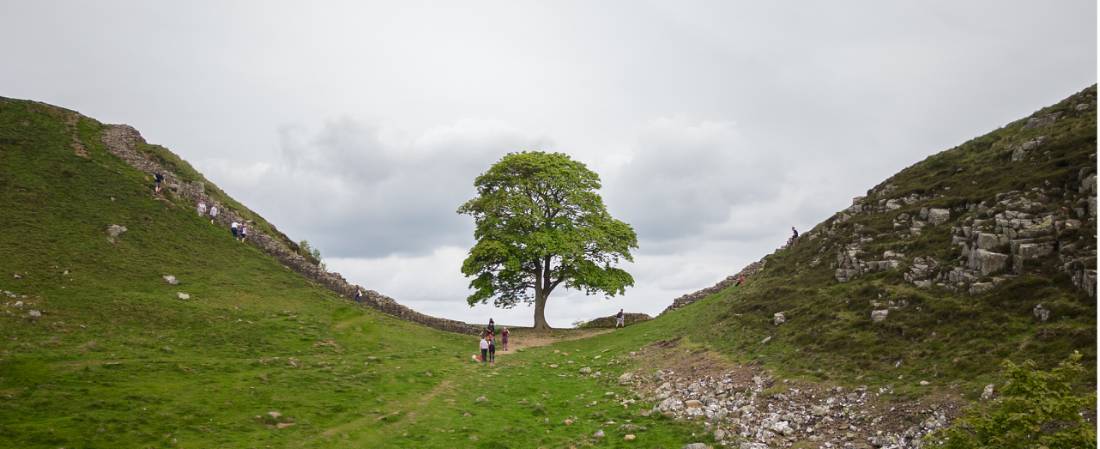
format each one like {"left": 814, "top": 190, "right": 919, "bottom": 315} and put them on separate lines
{"left": 3, "top": 1, "right": 1095, "bottom": 327}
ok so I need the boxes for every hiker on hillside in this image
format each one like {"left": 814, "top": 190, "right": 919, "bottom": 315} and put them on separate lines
{"left": 197, "top": 201, "right": 207, "bottom": 217}
{"left": 479, "top": 335, "right": 490, "bottom": 364}
{"left": 153, "top": 172, "right": 165, "bottom": 193}
{"left": 209, "top": 204, "right": 219, "bottom": 224}
{"left": 735, "top": 273, "right": 745, "bottom": 287}
{"left": 354, "top": 288, "right": 363, "bottom": 302}
{"left": 231, "top": 221, "right": 240, "bottom": 239}
{"left": 787, "top": 226, "right": 799, "bottom": 246}
{"left": 239, "top": 223, "right": 249, "bottom": 242}
{"left": 487, "top": 318, "right": 496, "bottom": 335}
{"left": 615, "top": 309, "right": 625, "bottom": 328}
{"left": 487, "top": 333, "right": 496, "bottom": 363}
{"left": 501, "top": 327, "right": 510, "bottom": 351}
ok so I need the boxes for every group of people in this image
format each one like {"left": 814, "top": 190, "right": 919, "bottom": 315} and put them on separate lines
{"left": 196, "top": 200, "right": 220, "bottom": 224}
{"left": 477, "top": 318, "right": 510, "bottom": 364}
{"left": 196, "top": 198, "right": 248, "bottom": 241}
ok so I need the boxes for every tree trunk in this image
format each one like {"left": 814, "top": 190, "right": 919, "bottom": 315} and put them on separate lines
{"left": 533, "top": 290, "right": 551, "bottom": 330}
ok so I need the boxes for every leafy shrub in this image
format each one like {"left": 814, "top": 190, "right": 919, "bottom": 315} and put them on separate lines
{"left": 927, "top": 352, "right": 1096, "bottom": 449}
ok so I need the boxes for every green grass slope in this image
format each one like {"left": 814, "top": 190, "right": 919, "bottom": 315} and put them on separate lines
{"left": 0, "top": 98, "right": 715, "bottom": 448}
{"left": 635, "top": 86, "right": 1097, "bottom": 397}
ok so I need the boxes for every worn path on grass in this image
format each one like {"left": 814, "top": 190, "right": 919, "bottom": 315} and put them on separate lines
{"left": 495, "top": 328, "right": 614, "bottom": 355}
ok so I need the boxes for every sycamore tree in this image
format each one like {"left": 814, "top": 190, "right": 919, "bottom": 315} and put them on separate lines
{"left": 457, "top": 151, "right": 638, "bottom": 330}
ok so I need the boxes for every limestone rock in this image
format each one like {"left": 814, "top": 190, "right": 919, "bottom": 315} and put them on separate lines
{"left": 871, "top": 309, "right": 889, "bottom": 323}
{"left": 106, "top": 224, "right": 127, "bottom": 243}
{"left": 579, "top": 366, "right": 592, "bottom": 374}
{"left": 27, "top": 309, "right": 42, "bottom": 319}
{"left": 619, "top": 372, "right": 635, "bottom": 385}
{"left": 624, "top": 434, "right": 636, "bottom": 441}
{"left": 772, "top": 312, "right": 786, "bottom": 325}
{"left": 163, "top": 275, "right": 179, "bottom": 285}
{"left": 682, "top": 444, "right": 710, "bottom": 449}
{"left": 981, "top": 384, "right": 995, "bottom": 400}
{"left": 927, "top": 208, "right": 950, "bottom": 225}
{"left": 1033, "top": 304, "right": 1051, "bottom": 322}
{"left": 177, "top": 292, "right": 191, "bottom": 300}
{"left": 593, "top": 429, "right": 605, "bottom": 439}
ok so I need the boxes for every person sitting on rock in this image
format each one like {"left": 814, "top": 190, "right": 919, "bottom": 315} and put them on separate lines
{"left": 500, "top": 327, "right": 510, "bottom": 351}
{"left": 787, "top": 226, "right": 799, "bottom": 246}
{"left": 615, "top": 309, "right": 625, "bottom": 328}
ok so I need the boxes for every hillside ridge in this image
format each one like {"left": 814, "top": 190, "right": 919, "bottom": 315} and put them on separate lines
{"left": 92, "top": 121, "right": 482, "bottom": 334}
{"left": 662, "top": 85, "right": 1097, "bottom": 315}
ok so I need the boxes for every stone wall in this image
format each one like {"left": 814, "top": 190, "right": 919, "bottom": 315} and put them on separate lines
{"left": 661, "top": 260, "right": 765, "bottom": 315}
{"left": 101, "top": 124, "right": 482, "bottom": 335}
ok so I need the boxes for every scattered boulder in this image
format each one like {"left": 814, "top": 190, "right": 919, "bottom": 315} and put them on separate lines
{"left": 163, "top": 275, "right": 179, "bottom": 285}
{"left": 177, "top": 292, "right": 191, "bottom": 300}
{"left": 579, "top": 367, "right": 592, "bottom": 374}
{"left": 475, "top": 395, "right": 488, "bottom": 403}
{"left": 682, "top": 444, "right": 710, "bottom": 449}
{"left": 624, "top": 434, "right": 636, "bottom": 441}
{"left": 1033, "top": 304, "right": 1051, "bottom": 322}
{"left": 27, "top": 309, "right": 42, "bottom": 319}
{"left": 593, "top": 429, "right": 605, "bottom": 439}
{"left": 619, "top": 372, "right": 635, "bottom": 385}
{"left": 106, "top": 224, "right": 127, "bottom": 243}
{"left": 772, "top": 312, "right": 786, "bottom": 325}
{"left": 871, "top": 309, "right": 889, "bottom": 323}
{"left": 981, "top": 384, "right": 995, "bottom": 400}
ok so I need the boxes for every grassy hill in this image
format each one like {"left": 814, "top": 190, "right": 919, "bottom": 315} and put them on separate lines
{"left": 641, "top": 86, "right": 1098, "bottom": 396}
{"left": 0, "top": 85, "right": 1094, "bottom": 448}
{"left": 0, "top": 98, "right": 713, "bottom": 448}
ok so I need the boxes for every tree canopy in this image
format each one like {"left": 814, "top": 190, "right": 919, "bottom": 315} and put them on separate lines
{"left": 457, "top": 151, "right": 638, "bottom": 329}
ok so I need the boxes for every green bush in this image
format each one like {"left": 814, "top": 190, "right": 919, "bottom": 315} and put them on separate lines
{"left": 927, "top": 352, "right": 1096, "bottom": 449}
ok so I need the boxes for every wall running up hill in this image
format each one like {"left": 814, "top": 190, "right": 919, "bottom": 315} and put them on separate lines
{"left": 99, "top": 124, "right": 482, "bottom": 334}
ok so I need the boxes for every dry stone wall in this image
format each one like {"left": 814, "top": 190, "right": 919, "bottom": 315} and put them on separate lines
{"left": 661, "top": 260, "right": 765, "bottom": 314}
{"left": 101, "top": 124, "right": 481, "bottom": 334}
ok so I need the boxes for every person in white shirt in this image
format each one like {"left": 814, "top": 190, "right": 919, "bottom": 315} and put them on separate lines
{"left": 231, "top": 221, "right": 240, "bottom": 239}
{"left": 209, "top": 205, "right": 219, "bottom": 224}
{"left": 197, "top": 201, "right": 207, "bottom": 217}
{"left": 615, "top": 309, "right": 625, "bottom": 328}
{"left": 479, "top": 336, "right": 490, "bottom": 364}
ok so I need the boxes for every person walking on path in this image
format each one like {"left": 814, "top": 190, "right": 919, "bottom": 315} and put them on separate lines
{"left": 153, "top": 172, "right": 165, "bottom": 194}
{"left": 615, "top": 309, "right": 625, "bottom": 328}
{"left": 197, "top": 201, "right": 207, "bottom": 217}
{"left": 209, "top": 204, "right": 219, "bottom": 224}
{"left": 500, "top": 327, "right": 510, "bottom": 351}
{"left": 487, "top": 333, "right": 496, "bottom": 363}
{"left": 479, "top": 335, "right": 490, "bottom": 364}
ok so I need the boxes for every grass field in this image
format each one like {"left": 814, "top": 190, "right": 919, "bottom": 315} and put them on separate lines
{"left": 0, "top": 87, "right": 1094, "bottom": 448}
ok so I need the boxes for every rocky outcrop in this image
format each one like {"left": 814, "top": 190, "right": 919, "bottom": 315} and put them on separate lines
{"left": 627, "top": 366, "right": 956, "bottom": 449}
{"left": 662, "top": 261, "right": 764, "bottom": 314}
{"left": 100, "top": 125, "right": 481, "bottom": 334}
